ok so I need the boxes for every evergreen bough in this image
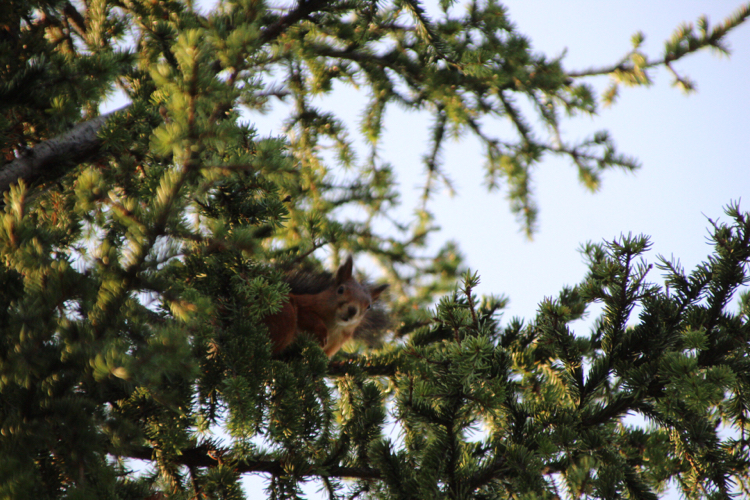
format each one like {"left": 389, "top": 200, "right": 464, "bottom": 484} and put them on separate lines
{"left": 1, "top": 0, "right": 750, "bottom": 498}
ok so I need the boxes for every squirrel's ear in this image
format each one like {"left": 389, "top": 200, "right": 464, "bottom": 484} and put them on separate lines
{"left": 370, "top": 283, "right": 389, "bottom": 300}
{"left": 335, "top": 255, "right": 354, "bottom": 283}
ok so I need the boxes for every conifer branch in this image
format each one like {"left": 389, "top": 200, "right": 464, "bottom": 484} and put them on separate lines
{"left": 261, "top": 0, "right": 336, "bottom": 44}
{"left": 62, "top": 1, "right": 87, "bottom": 37}
{"left": 123, "top": 446, "right": 382, "bottom": 479}
{"left": 567, "top": 3, "right": 750, "bottom": 79}
{"left": 566, "top": 51, "right": 650, "bottom": 80}
{"left": 0, "top": 0, "right": 337, "bottom": 196}
{"left": 467, "top": 455, "right": 508, "bottom": 492}
{"left": 420, "top": 108, "right": 448, "bottom": 209}
{"left": 327, "top": 359, "right": 397, "bottom": 377}
{"left": 0, "top": 106, "right": 127, "bottom": 195}
{"left": 4, "top": 0, "right": 750, "bottom": 496}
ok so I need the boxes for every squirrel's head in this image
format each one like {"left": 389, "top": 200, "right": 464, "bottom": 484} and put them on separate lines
{"left": 333, "top": 256, "right": 389, "bottom": 326}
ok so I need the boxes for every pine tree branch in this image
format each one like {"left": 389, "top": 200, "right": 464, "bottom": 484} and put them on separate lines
{"left": 123, "top": 446, "right": 382, "bottom": 479}
{"left": 260, "top": 0, "right": 336, "bottom": 44}
{"left": 0, "top": 0, "right": 338, "bottom": 196}
{"left": 467, "top": 455, "right": 508, "bottom": 491}
{"left": 63, "top": 1, "right": 87, "bottom": 37}
{"left": 566, "top": 51, "right": 649, "bottom": 79}
{"left": 327, "top": 359, "right": 397, "bottom": 377}
{"left": 567, "top": 3, "right": 750, "bottom": 79}
{"left": 0, "top": 106, "right": 128, "bottom": 195}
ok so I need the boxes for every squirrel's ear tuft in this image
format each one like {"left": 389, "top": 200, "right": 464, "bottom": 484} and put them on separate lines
{"left": 335, "top": 255, "right": 354, "bottom": 283}
{"left": 370, "top": 283, "right": 389, "bottom": 300}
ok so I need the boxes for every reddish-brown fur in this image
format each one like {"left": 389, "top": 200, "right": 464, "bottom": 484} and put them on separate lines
{"left": 264, "top": 256, "right": 388, "bottom": 357}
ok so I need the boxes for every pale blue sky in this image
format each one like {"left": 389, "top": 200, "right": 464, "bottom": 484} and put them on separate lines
{"left": 379, "top": 0, "right": 750, "bottom": 322}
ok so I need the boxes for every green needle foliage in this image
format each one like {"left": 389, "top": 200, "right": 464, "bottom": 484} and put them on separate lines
{"left": 1, "top": 0, "right": 750, "bottom": 498}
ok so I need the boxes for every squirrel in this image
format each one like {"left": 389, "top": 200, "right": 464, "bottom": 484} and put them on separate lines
{"left": 263, "top": 255, "right": 389, "bottom": 357}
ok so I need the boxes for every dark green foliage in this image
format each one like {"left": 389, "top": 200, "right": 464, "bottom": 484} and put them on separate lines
{"left": 1, "top": 0, "right": 750, "bottom": 498}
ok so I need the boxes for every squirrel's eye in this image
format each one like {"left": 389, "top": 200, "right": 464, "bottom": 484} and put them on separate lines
{"left": 337, "top": 285, "right": 345, "bottom": 294}
{"left": 367, "top": 304, "right": 371, "bottom": 309}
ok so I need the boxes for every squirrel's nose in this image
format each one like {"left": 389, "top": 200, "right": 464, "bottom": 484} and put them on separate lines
{"left": 347, "top": 306, "right": 358, "bottom": 319}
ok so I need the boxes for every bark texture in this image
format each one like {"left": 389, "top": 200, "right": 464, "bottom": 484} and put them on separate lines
{"left": 0, "top": 106, "right": 128, "bottom": 194}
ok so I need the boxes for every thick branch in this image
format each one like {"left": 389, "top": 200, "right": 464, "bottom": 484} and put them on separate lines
{"left": 0, "top": 1, "right": 337, "bottom": 195}
{"left": 0, "top": 105, "right": 129, "bottom": 194}
{"left": 260, "top": 0, "right": 334, "bottom": 44}
{"left": 124, "top": 446, "right": 382, "bottom": 479}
